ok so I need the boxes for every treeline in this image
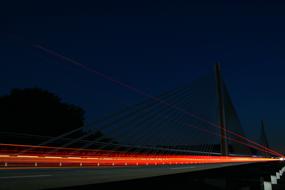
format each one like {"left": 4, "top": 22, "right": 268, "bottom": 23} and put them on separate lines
{"left": 0, "top": 88, "right": 113, "bottom": 145}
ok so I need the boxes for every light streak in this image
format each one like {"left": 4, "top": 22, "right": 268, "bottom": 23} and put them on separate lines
{"left": 0, "top": 155, "right": 10, "bottom": 158}
{"left": 16, "top": 155, "right": 39, "bottom": 158}
{"left": 43, "top": 156, "right": 62, "bottom": 159}
{"left": 0, "top": 153, "right": 279, "bottom": 167}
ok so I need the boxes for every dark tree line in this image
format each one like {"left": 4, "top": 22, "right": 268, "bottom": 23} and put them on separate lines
{"left": 0, "top": 88, "right": 84, "bottom": 137}
{"left": 0, "top": 88, "right": 117, "bottom": 147}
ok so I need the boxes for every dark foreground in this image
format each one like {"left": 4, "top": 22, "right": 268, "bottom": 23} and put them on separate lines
{"left": 0, "top": 162, "right": 284, "bottom": 190}
{"left": 55, "top": 161, "right": 285, "bottom": 190}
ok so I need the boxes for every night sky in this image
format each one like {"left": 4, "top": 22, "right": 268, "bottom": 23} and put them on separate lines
{"left": 1, "top": 1, "right": 285, "bottom": 152}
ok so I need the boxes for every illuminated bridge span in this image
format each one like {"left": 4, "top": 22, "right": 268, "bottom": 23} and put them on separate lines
{"left": 0, "top": 49, "right": 283, "bottom": 190}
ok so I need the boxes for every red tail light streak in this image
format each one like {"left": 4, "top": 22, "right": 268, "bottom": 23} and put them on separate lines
{"left": 0, "top": 144, "right": 279, "bottom": 167}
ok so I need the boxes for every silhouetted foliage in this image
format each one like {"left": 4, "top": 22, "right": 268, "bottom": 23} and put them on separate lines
{"left": 0, "top": 88, "right": 85, "bottom": 137}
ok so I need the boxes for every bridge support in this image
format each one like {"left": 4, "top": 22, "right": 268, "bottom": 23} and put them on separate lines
{"left": 260, "top": 120, "right": 270, "bottom": 157}
{"left": 215, "top": 63, "right": 228, "bottom": 156}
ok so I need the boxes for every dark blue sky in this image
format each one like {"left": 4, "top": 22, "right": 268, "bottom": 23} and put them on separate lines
{"left": 1, "top": 1, "right": 285, "bottom": 152}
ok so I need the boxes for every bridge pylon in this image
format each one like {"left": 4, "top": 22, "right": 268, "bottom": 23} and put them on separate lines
{"left": 260, "top": 120, "right": 270, "bottom": 157}
{"left": 215, "top": 63, "right": 228, "bottom": 156}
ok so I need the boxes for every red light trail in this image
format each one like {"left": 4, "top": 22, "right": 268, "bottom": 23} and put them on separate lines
{"left": 0, "top": 153, "right": 279, "bottom": 168}
{"left": 0, "top": 144, "right": 282, "bottom": 168}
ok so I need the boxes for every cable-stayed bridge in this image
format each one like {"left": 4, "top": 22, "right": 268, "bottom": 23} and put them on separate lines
{"left": 0, "top": 58, "right": 283, "bottom": 189}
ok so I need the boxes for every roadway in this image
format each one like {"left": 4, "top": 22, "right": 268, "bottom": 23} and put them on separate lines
{"left": 0, "top": 163, "right": 247, "bottom": 190}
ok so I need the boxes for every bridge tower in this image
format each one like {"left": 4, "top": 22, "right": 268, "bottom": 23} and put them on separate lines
{"left": 215, "top": 63, "right": 228, "bottom": 156}
{"left": 260, "top": 120, "right": 269, "bottom": 157}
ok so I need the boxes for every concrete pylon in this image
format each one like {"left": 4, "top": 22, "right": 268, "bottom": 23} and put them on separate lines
{"left": 260, "top": 120, "right": 270, "bottom": 157}
{"left": 215, "top": 63, "right": 228, "bottom": 156}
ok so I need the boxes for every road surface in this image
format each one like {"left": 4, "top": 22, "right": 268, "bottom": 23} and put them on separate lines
{"left": 0, "top": 163, "right": 247, "bottom": 190}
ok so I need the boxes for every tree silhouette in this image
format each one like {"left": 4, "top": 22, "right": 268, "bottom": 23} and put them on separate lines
{"left": 0, "top": 88, "right": 85, "bottom": 137}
